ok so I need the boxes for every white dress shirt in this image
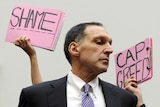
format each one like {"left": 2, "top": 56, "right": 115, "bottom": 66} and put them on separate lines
{"left": 67, "top": 71, "right": 106, "bottom": 107}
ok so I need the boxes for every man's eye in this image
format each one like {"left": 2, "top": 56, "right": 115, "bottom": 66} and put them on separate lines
{"left": 96, "top": 40, "right": 103, "bottom": 45}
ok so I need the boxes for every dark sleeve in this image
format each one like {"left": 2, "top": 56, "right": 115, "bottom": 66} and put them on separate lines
{"left": 18, "top": 89, "right": 30, "bottom": 107}
{"left": 120, "top": 90, "right": 138, "bottom": 107}
{"left": 140, "top": 104, "right": 146, "bottom": 107}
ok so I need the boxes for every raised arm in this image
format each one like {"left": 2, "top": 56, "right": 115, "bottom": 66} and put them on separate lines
{"left": 14, "top": 35, "right": 42, "bottom": 85}
{"left": 124, "top": 76, "right": 145, "bottom": 107}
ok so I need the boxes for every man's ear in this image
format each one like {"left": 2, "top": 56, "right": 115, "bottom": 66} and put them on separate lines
{"left": 68, "top": 42, "right": 80, "bottom": 56}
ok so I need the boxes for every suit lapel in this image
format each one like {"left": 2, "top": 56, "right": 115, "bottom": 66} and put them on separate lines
{"left": 47, "top": 76, "right": 67, "bottom": 107}
{"left": 46, "top": 76, "right": 123, "bottom": 107}
{"left": 100, "top": 79, "right": 121, "bottom": 107}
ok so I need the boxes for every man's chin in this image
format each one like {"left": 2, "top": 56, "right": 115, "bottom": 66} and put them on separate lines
{"left": 100, "top": 68, "right": 108, "bottom": 73}
{"left": 102, "top": 69, "right": 107, "bottom": 73}
{"left": 101, "top": 66, "right": 108, "bottom": 72}
{"left": 96, "top": 65, "right": 108, "bottom": 73}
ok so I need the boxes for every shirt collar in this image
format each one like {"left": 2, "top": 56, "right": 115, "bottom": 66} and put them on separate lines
{"left": 67, "top": 71, "right": 99, "bottom": 94}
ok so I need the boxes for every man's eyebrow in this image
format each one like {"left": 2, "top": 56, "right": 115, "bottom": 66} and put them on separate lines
{"left": 94, "top": 35, "right": 112, "bottom": 41}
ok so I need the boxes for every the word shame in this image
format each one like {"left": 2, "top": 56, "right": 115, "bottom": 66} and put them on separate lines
{"left": 5, "top": 4, "right": 64, "bottom": 50}
{"left": 10, "top": 6, "right": 57, "bottom": 32}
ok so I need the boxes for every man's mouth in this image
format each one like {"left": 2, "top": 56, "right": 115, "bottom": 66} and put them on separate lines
{"left": 100, "top": 58, "right": 109, "bottom": 65}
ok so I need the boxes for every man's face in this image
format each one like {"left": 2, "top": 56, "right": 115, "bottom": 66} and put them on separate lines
{"left": 78, "top": 25, "right": 113, "bottom": 74}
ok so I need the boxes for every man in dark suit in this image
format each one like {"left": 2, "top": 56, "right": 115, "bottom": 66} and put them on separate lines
{"left": 18, "top": 22, "right": 143, "bottom": 107}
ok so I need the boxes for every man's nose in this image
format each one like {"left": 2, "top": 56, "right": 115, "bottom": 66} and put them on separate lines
{"left": 103, "top": 46, "right": 113, "bottom": 54}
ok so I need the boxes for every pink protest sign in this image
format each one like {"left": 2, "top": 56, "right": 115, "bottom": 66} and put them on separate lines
{"left": 114, "top": 37, "right": 153, "bottom": 88}
{"left": 5, "top": 4, "right": 64, "bottom": 50}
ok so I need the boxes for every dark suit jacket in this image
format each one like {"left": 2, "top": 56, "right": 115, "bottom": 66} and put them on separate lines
{"left": 18, "top": 76, "right": 137, "bottom": 107}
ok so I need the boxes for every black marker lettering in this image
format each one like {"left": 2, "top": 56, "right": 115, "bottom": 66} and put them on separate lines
{"left": 10, "top": 7, "right": 21, "bottom": 27}
{"left": 126, "top": 49, "right": 135, "bottom": 64}
{"left": 116, "top": 53, "right": 125, "bottom": 68}
{"left": 135, "top": 42, "right": 145, "bottom": 60}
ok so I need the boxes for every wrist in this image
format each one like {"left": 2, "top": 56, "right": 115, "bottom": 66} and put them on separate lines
{"left": 136, "top": 95, "right": 144, "bottom": 107}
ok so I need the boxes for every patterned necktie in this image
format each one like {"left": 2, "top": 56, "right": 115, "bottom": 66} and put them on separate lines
{"left": 82, "top": 84, "right": 94, "bottom": 107}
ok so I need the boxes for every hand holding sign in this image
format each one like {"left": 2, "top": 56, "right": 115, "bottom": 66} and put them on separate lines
{"left": 14, "top": 35, "right": 36, "bottom": 56}
{"left": 114, "top": 37, "right": 153, "bottom": 88}
{"left": 124, "top": 76, "right": 144, "bottom": 107}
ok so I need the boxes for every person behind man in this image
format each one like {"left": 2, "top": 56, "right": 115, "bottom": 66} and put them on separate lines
{"left": 17, "top": 22, "right": 145, "bottom": 107}
{"left": 14, "top": 36, "right": 42, "bottom": 85}
{"left": 124, "top": 76, "right": 146, "bottom": 107}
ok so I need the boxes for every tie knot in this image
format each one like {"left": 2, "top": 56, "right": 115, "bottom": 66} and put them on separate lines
{"left": 82, "top": 84, "right": 94, "bottom": 107}
{"left": 83, "top": 84, "right": 91, "bottom": 93}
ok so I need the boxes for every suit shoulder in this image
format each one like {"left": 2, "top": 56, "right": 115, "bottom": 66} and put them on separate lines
{"left": 22, "top": 76, "right": 67, "bottom": 93}
{"left": 100, "top": 79, "right": 136, "bottom": 96}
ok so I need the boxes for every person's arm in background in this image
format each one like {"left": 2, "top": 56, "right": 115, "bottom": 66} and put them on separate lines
{"left": 125, "top": 76, "right": 146, "bottom": 107}
{"left": 14, "top": 35, "right": 42, "bottom": 85}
